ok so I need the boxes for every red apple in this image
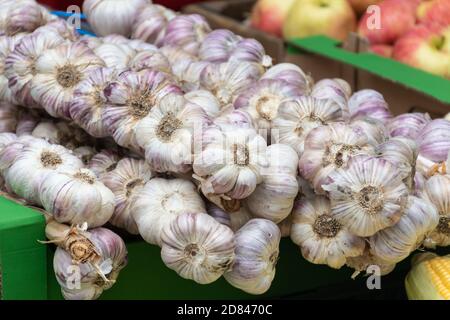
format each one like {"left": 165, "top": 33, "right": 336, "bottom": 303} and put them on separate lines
{"left": 369, "top": 44, "right": 393, "bottom": 57}
{"left": 393, "top": 23, "right": 450, "bottom": 77}
{"left": 417, "top": 0, "right": 450, "bottom": 25}
{"left": 348, "top": 0, "right": 383, "bottom": 15}
{"left": 358, "top": 0, "right": 418, "bottom": 45}
{"left": 250, "top": 0, "right": 296, "bottom": 37}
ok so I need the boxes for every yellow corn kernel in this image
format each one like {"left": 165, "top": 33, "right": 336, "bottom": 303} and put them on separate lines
{"left": 425, "top": 258, "right": 450, "bottom": 300}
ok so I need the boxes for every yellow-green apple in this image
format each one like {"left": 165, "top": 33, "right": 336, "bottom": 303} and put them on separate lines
{"left": 358, "top": 0, "right": 419, "bottom": 45}
{"left": 250, "top": 0, "right": 296, "bottom": 37}
{"left": 369, "top": 44, "right": 393, "bottom": 57}
{"left": 283, "top": 0, "right": 356, "bottom": 41}
{"left": 393, "top": 23, "right": 450, "bottom": 77}
{"left": 348, "top": 0, "right": 383, "bottom": 15}
{"left": 417, "top": 0, "right": 450, "bottom": 25}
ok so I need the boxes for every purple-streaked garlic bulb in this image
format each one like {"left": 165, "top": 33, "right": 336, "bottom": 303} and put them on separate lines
{"left": 160, "top": 45, "right": 197, "bottom": 66}
{"left": 184, "top": 90, "right": 221, "bottom": 119}
{"left": 83, "top": 0, "right": 149, "bottom": 37}
{"left": 88, "top": 149, "right": 121, "bottom": 179}
{"left": 0, "top": 34, "right": 24, "bottom": 103}
{"left": 311, "top": 78, "right": 352, "bottom": 119}
{"left": 0, "top": 102, "right": 17, "bottom": 133}
{"left": 131, "top": 4, "right": 176, "bottom": 46}
{"left": 1, "top": 1, "right": 52, "bottom": 36}
{"left": 128, "top": 49, "right": 171, "bottom": 74}
{"left": 261, "top": 63, "right": 312, "bottom": 93}
{"left": 103, "top": 69, "right": 182, "bottom": 151}
{"left": 323, "top": 155, "right": 409, "bottom": 237}
{"left": 214, "top": 108, "right": 255, "bottom": 131}
{"left": 77, "top": 35, "right": 103, "bottom": 50}
{"left": 162, "top": 14, "right": 211, "bottom": 55}
{"left": 102, "top": 158, "right": 154, "bottom": 234}
{"left": 350, "top": 117, "right": 388, "bottom": 146}
{"left": 387, "top": 112, "right": 431, "bottom": 140}
{"left": 171, "top": 59, "right": 210, "bottom": 92}
{"left": 93, "top": 42, "right": 135, "bottom": 70}
{"left": 348, "top": 89, "right": 392, "bottom": 123}
{"left": 0, "top": 135, "right": 39, "bottom": 175}
{"left": 272, "top": 96, "right": 343, "bottom": 156}
{"left": 71, "top": 67, "right": 121, "bottom": 138}
{"left": 206, "top": 201, "right": 253, "bottom": 232}
{"left": 30, "top": 41, "right": 105, "bottom": 119}
{"left": 291, "top": 196, "right": 365, "bottom": 269}
{"left": 234, "top": 79, "right": 303, "bottom": 133}
{"left": 414, "top": 171, "right": 426, "bottom": 197}
{"left": 35, "top": 19, "right": 79, "bottom": 41}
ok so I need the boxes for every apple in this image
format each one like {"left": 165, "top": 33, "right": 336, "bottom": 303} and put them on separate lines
{"left": 348, "top": 0, "right": 383, "bottom": 15}
{"left": 417, "top": 0, "right": 450, "bottom": 25}
{"left": 358, "top": 0, "right": 418, "bottom": 45}
{"left": 369, "top": 44, "right": 393, "bottom": 57}
{"left": 393, "top": 23, "right": 450, "bottom": 77}
{"left": 250, "top": 0, "right": 296, "bottom": 37}
{"left": 283, "top": 0, "right": 356, "bottom": 41}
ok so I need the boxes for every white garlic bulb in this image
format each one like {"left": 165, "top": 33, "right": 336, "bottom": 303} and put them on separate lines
{"left": 161, "top": 212, "right": 235, "bottom": 284}
{"left": 323, "top": 155, "right": 409, "bottom": 237}
{"left": 135, "top": 94, "right": 210, "bottom": 173}
{"left": 39, "top": 168, "right": 115, "bottom": 228}
{"left": 272, "top": 96, "right": 343, "bottom": 156}
{"left": 160, "top": 45, "right": 196, "bottom": 66}
{"left": 131, "top": 178, "right": 206, "bottom": 246}
{"left": 291, "top": 196, "right": 365, "bottom": 269}
{"left": 0, "top": 1, "right": 52, "bottom": 36}
{"left": 214, "top": 108, "right": 255, "bottom": 131}
{"left": 369, "top": 196, "right": 439, "bottom": 264}
{"left": 224, "top": 219, "right": 281, "bottom": 295}
{"left": 245, "top": 144, "right": 299, "bottom": 223}
{"left": 88, "top": 149, "right": 121, "bottom": 179}
{"left": 193, "top": 126, "right": 268, "bottom": 200}
{"left": 128, "top": 49, "right": 171, "bottom": 74}
{"left": 388, "top": 112, "right": 431, "bottom": 140}
{"left": 206, "top": 201, "right": 253, "bottom": 232}
{"left": 0, "top": 135, "right": 37, "bottom": 174}
{"left": 261, "top": 63, "right": 312, "bottom": 93}
{"left": 299, "top": 123, "right": 374, "bottom": 194}
{"left": 35, "top": 19, "right": 79, "bottom": 42}
{"left": 171, "top": 59, "right": 210, "bottom": 92}
{"left": 351, "top": 117, "right": 388, "bottom": 146}
{"left": 31, "top": 121, "right": 61, "bottom": 145}
{"left": 346, "top": 249, "right": 396, "bottom": 278}
{"left": 83, "top": 0, "right": 149, "bottom": 37}
{"left": 0, "top": 34, "right": 24, "bottom": 103}
{"left": 93, "top": 42, "right": 135, "bottom": 70}
{"left": 348, "top": 89, "right": 392, "bottom": 123}
{"left": 102, "top": 158, "right": 154, "bottom": 234}
{"left": 184, "top": 90, "right": 221, "bottom": 119}
{"left": 311, "top": 78, "right": 351, "bottom": 119}
{"left": 0, "top": 102, "right": 17, "bottom": 133}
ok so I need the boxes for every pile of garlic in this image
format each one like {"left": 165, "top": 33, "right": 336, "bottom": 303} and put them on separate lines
{"left": 0, "top": 0, "right": 449, "bottom": 300}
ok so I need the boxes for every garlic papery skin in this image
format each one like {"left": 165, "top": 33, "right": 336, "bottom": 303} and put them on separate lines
{"left": 35, "top": 19, "right": 79, "bottom": 42}
{"left": 369, "top": 196, "right": 439, "bottom": 264}
{"left": 417, "top": 119, "right": 450, "bottom": 165}
{"left": 346, "top": 249, "right": 396, "bottom": 278}
{"left": 5, "top": 31, "right": 65, "bottom": 108}
{"left": 348, "top": 89, "right": 392, "bottom": 123}
{"left": 200, "top": 60, "right": 262, "bottom": 107}
{"left": 103, "top": 69, "right": 182, "bottom": 150}
{"left": 0, "top": 102, "right": 17, "bottom": 133}
{"left": 261, "top": 63, "right": 312, "bottom": 93}
{"left": 71, "top": 67, "right": 120, "bottom": 138}
{"left": 131, "top": 4, "right": 176, "bottom": 46}
{"left": 299, "top": 123, "right": 374, "bottom": 194}
{"left": 423, "top": 174, "right": 450, "bottom": 248}
{"left": 102, "top": 158, "right": 154, "bottom": 234}
{"left": 206, "top": 201, "right": 253, "bottom": 232}
{"left": 93, "top": 43, "right": 135, "bottom": 70}
{"left": 161, "top": 212, "right": 235, "bottom": 284}
{"left": 272, "top": 96, "right": 343, "bottom": 156}
{"left": 0, "top": 34, "right": 24, "bottom": 103}
{"left": 162, "top": 14, "right": 211, "bottom": 55}
{"left": 350, "top": 117, "right": 388, "bottom": 146}
{"left": 131, "top": 178, "right": 206, "bottom": 246}
{"left": 39, "top": 168, "right": 115, "bottom": 228}
{"left": 83, "top": 0, "right": 149, "bottom": 37}
{"left": 160, "top": 45, "right": 197, "bottom": 66}
{"left": 88, "top": 149, "right": 121, "bottom": 179}
{"left": 185, "top": 90, "right": 221, "bottom": 119}
{"left": 135, "top": 94, "right": 209, "bottom": 174}
{"left": 245, "top": 144, "right": 299, "bottom": 223}
{"left": 0, "top": 135, "right": 37, "bottom": 174}
{"left": 128, "top": 50, "right": 171, "bottom": 74}
{"left": 193, "top": 126, "right": 268, "bottom": 200}
{"left": 31, "top": 121, "right": 61, "bottom": 145}
{"left": 388, "top": 112, "right": 431, "bottom": 140}
{"left": 1, "top": 1, "right": 51, "bottom": 36}
{"left": 234, "top": 79, "right": 303, "bottom": 132}
{"left": 31, "top": 41, "right": 105, "bottom": 119}
{"left": 53, "top": 227, "right": 128, "bottom": 300}
{"left": 224, "top": 219, "right": 281, "bottom": 295}
{"left": 291, "top": 196, "right": 365, "bottom": 269}
{"left": 323, "top": 155, "right": 409, "bottom": 237}
{"left": 311, "top": 78, "right": 351, "bottom": 119}
{"left": 73, "top": 147, "right": 97, "bottom": 166}
{"left": 4, "top": 139, "right": 84, "bottom": 205}
{"left": 16, "top": 110, "right": 39, "bottom": 136}
{"left": 214, "top": 108, "right": 256, "bottom": 131}
{"left": 171, "top": 59, "right": 210, "bottom": 92}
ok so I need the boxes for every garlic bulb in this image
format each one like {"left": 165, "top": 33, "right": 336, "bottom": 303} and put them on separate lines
{"left": 369, "top": 196, "right": 439, "bottom": 264}
{"left": 31, "top": 41, "right": 105, "bottom": 119}
{"left": 31, "top": 121, "right": 61, "bottom": 144}
{"left": 423, "top": 174, "right": 450, "bottom": 248}
{"left": 131, "top": 178, "right": 206, "bottom": 246}
{"left": 291, "top": 196, "right": 365, "bottom": 269}
{"left": 206, "top": 201, "right": 253, "bottom": 232}
{"left": 93, "top": 43, "right": 135, "bottom": 70}
{"left": 184, "top": 90, "right": 221, "bottom": 119}
{"left": 0, "top": 135, "right": 37, "bottom": 174}
{"left": 348, "top": 89, "right": 392, "bottom": 123}
{"left": 73, "top": 146, "right": 97, "bottom": 166}
{"left": 0, "top": 102, "right": 17, "bottom": 133}
{"left": 39, "top": 168, "right": 115, "bottom": 228}
{"left": 131, "top": 4, "right": 176, "bottom": 46}
{"left": 0, "top": 132, "right": 17, "bottom": 149}
{"left": 71, "top": 67, "right": 120, "bottom": 138}
{"left": 299, "top": 123, "right": 374, "bottom": 194}
{"left": 4, "top": 139, "right": 84, "bottom": 204}
{"left": 214, "top": 108, "right": 255, "bottom": 131}
{"left": 162, "top": 14, "right": 211, "bottom": 55}
{"left": 53, "top": 226, "right": 127, "bottom": 300}
{"left": 193, "top": 126, "right": 268, "bottom": 200}
{"left": 200, "top": 60, "right": 262, "bottom": 107}
{"left": 161, "top": 212, "right": 235, "bottom": 284}
{"left": 261, "top": 63, "right": 312, "bottom": 93}
{"left": 78, "top": 35, "right": 103, "bottom": 50}
{"left": 245, "top": 144, "right": 299, "bottom": 223}
{"left": 160, "top": 45, "right": 196, "bottom": 66}
{"left": 5, "top": 31, "right": 65, "bottom": 108}
{"left": 171, "top": 59, "right": 210, "bottom": 92}
{"left": 83, "top": 0, "right": 149, "bottom": 37}
{"left": 417, "top": 119, "right": 450, "bottom": 164}
{"left": 272, "top": 97, "right": 343, "bottom": 156}
{"left": 88, "top": 149, "right": 121, "bottom": 178}
{"left": 128, "top": 49, "right": 171, "bottom": 74}
{"left": 323, "top": 155, "right": 409, "bottom": 237}
{"left": 0, "top": 34, "right": 24, "bottom": 103}
{"left": 350, "top": 117, "right": 388, "bottom": 146}
{"left": 135, "top": 94, "right": 209, "bottom": 173}
{"left": 1, "top": 1, "right": 51, "bottom": 36}
{"left": 234, "top": 79, "right": 303, "bottom": 132}
{"left": 346, "top": 249, "right": 396, "bottom": 278}
{"left": 224, "top": 219, "right": 281, "bottom": 295}
{"left": 388, "top": 112, "right": 431, "bottom": 140}
{"left": 311, "top": 78, "right": 351, "bottom": 119}
{"left": 102, "top": 158, "right": 154, "bottom": 234}
{"left": 36, "top": 19, "right": 79, "bottom": 42}
{"left": 103, "top": 69, "right": 182, "bottom": 150}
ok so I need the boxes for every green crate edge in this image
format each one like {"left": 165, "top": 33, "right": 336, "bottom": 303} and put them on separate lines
{"left": 288, "top": 36, "right": 450, "bottom": 104}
